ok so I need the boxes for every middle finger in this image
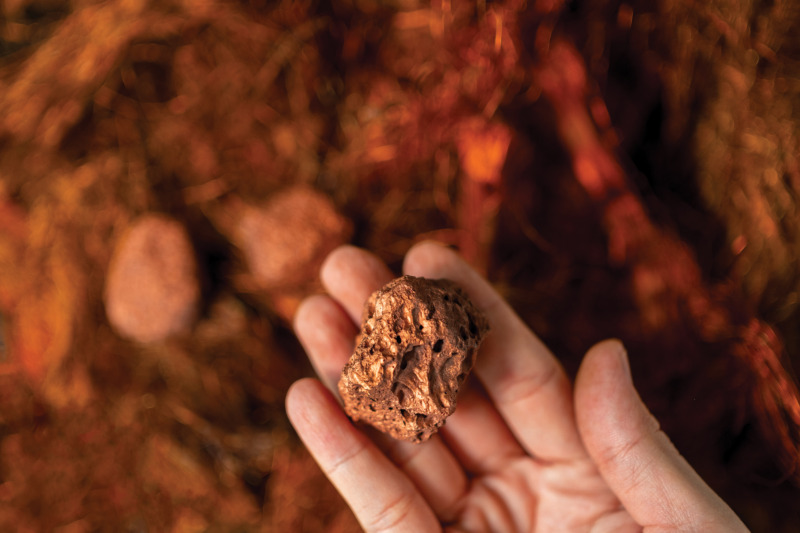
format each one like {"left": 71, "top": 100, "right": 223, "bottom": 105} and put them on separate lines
{"left": 403, "top": 241, "right": 587, "bottom": 463}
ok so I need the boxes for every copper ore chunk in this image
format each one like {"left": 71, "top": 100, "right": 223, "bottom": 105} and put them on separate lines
{"left": 338, "top": 275, "right": 489, "bottom": 443}
{"left": 104, "top": 215, "right": 200, "bottom": 343}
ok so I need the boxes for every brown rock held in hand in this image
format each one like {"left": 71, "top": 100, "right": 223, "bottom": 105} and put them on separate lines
{"left": 338, "top": 275, "right": 489, "bottom": 443}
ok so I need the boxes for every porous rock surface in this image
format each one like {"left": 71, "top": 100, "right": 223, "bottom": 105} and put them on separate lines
{"left": 338, "top": 275, "right": 489, "bottom": 443}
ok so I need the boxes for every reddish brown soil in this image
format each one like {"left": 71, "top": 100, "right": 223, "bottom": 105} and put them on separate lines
{"left": 1, "top": 0, "right": 799, "bottom": 530}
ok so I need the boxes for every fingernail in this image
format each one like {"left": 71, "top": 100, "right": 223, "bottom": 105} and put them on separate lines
{"left": 619, "top": 346, "right": 632, "bottom": 385}
{"left": 609, "top": 338, "right": 632, "bottom": 384}
{"left": 416, "top": 239, "right": 450, "bottom": 250}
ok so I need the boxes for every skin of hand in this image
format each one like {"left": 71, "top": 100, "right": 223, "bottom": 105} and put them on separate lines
{"left": 286, "top": 242, "right": 750, "bottom": 532}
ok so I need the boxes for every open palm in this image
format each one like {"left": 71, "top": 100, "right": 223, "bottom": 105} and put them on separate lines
{"left": 287, "top": 242, "right": 748, "bottom": 532}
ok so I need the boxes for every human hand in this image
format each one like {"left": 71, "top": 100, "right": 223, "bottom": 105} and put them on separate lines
{"left": 286, "top": 242, "right": 749, "bottom": 532}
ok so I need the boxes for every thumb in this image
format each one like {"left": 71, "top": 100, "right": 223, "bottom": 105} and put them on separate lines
{"left": 574, "top": 340, "right": 748, "bottom": 532}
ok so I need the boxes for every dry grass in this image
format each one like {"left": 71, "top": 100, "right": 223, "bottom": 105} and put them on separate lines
{"left": 1, "top": 0, "right": 799, "bottom": 530}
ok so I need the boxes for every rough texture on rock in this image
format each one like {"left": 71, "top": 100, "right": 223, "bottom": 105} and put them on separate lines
{"left": 338, "top": 275, "right": 489, "bottom": 443}
{"left": 104, "top": 215, "right": 200, "bottom": 343}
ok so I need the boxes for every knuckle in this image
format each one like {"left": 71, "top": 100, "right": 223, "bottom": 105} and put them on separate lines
{"left": 365, "top": 490, "right": 417, "bottom": 532}
{"left": 323, "top": 440, "right": 369, "bottom": 478}
{"left": 598, "top": 431, "right": 654, "bottom": 495}
{"left": 496, "top": 361, "right": 561, "bottom": 407}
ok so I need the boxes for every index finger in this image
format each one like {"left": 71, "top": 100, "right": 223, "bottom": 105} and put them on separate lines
{"left": 403, "top": 241, "right": 586, "bottom": 462}
{"left": 286, "top": 378, "right": 440, "bottom": 532}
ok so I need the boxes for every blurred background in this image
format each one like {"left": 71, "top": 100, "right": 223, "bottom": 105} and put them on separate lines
{"left": 1, "top": 0, "right": 799, "bottom": 530}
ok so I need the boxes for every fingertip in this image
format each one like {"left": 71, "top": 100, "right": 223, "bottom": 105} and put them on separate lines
{"left": 575, "top": 339, "right": 656, "bottom": 492}
{"left": 320, "top": 245, "right": 363, "bottom": 292}
{"left": 574, "top": 338, "right": 635, "bottom": 438}
{"left": 319, "top": 245, "right": 393, "bottom": 322}
{"left": 585, "top": 337, "right": 626, "bottom": 361}
{"left": 285, "top": 377, "right": 307, "bottom": 413}
{"left": 285, "top": 377, "right": 325, "bottom": 428}
{"left": 291, "top": 293, "right": 356, "bottom": 390}
{"left": 285, "top": 376, "right": 350, "bottom": 440}
{"left": 576, "top": 339, "right": 629, "bottom": 387}
{"left": 292, "top": 294, "right": 329, "bottom": 335}
{"left": 403, "top": 240, "right": 459, "bottom": 278}
{"left": 284, "top": 377, "right": 370, "bottom": 471}
{"left": 594, "top": 337, "right": 626, "bottom": 355}
{"left": 291, "top": 293, "right": 342, "bottom": 355}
